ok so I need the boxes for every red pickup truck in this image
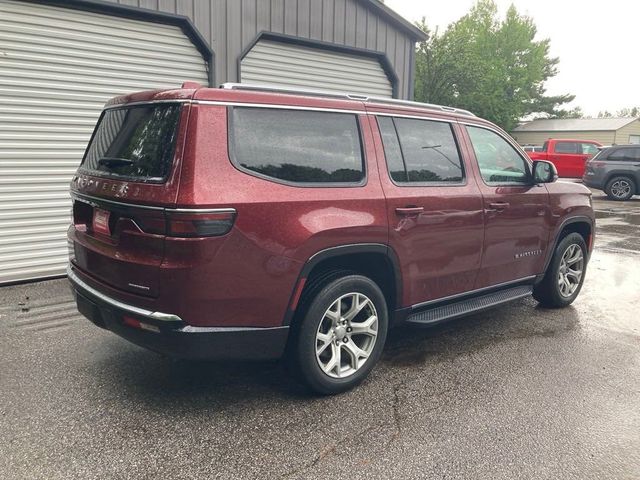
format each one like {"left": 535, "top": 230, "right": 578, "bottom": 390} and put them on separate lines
{"left": 528, "top": 139, "right": 602, "bottom": 178}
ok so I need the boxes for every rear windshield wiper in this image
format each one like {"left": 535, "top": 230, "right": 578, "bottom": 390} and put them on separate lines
{"left": 98, "top": 157, "right": 134, "bottom": 167}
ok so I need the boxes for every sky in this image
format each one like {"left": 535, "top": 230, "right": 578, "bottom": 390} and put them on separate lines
{"left": 386, "top": 0, "right": 640, "bottom": 117}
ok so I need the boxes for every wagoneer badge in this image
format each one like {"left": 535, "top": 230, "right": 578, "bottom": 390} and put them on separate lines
{"left": 515, "top": 249, "right": 542, "bottom": 259}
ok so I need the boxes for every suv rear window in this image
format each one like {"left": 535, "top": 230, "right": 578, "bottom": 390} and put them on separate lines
{"left": 81, "top": 103, "right": 182, "bottom": 182}
{"left": 229, "top": 107, "right": 364, "bottom": 185}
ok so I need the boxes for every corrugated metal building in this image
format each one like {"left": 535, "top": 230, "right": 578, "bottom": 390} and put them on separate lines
{"left": 512, "top": 118, "right": 640, "bottom": 146}
{"left": 0, "top": 0, "right": 426, "bottom": 284}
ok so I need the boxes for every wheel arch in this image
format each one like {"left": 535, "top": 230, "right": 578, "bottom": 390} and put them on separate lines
{"left": 604, "top": 172, "right": 638, "bottom": 193}
{"left": 541, "top": 216, "right": 594, "bottom": 277}
{"left": 282, "top": 243, "right": 402, "bottom": 326}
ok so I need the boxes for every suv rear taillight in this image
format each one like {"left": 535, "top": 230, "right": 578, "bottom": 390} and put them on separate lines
{"left": 72, "top": 199, "right": 236, "bottom": 238}
{"left": 165, "top": 210, "right": 236, "bottom": 237}
{"left": 134, "top": 209, "right": 236, "bottom": 238}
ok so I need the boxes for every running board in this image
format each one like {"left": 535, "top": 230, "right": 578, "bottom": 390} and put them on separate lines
{"left": 406, "top": 285, "right": 533, "bottom": 326}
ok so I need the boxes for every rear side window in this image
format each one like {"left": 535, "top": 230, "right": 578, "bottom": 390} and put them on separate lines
{"left": 581, "top": 143, "right": 599, "bottom": 155}
{"left": 229, "top": 107, "right": 364, "bottom": 185}
{"left": 377, "top": 116, "right": 464, "bottom": 184}
{"left": 81, "top": 103, "right": 182, "bottom": 182}
{"left": 555, "top": 142, "right": 579, "bottom": 154}
{"left": 608, "top": 148, "right": 640, "bottom": 161}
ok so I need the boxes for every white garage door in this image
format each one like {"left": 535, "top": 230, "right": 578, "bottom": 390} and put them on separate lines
{"left": 241, "top": 40, "right": 393, "bottom": 98}
{"left": 0, "top": 0, "right": 208, "bottom": 284}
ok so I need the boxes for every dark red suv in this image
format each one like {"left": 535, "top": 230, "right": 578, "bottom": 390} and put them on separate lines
{"left": 68, "top": 83, "right": 595, "bottom": 394}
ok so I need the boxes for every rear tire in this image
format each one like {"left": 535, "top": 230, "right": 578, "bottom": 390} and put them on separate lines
{"left": 287, "top": 274, "right": 388, "bottom": 395}
{"left": 605, "top": 176, "right": 635, "bottom": 201}
{"left": 533, "top": 232, "right": 587, "bottom": 308}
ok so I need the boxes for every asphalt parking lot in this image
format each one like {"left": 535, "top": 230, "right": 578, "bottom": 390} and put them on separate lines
{"left": 1, "top": 188, "right": 639, "bottom": 480}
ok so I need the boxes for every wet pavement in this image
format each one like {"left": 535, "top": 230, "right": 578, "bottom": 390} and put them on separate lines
{"left": 1, "top": 190, "right": 639, "bottom": 479}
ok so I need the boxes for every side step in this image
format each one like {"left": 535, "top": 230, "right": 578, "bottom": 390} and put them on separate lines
{"left": 406, "top": 285, "right": 533, "bottom": 326}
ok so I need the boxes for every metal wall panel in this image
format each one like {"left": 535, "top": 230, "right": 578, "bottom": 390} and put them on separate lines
{"left": 0, "top": 0, "right": 208, "bottom": 283}
{"left": 103, "top": 0, "right": 419, "bottom": 99}
{"left": 241, "top": 39, "right": 393, "bottom": 97}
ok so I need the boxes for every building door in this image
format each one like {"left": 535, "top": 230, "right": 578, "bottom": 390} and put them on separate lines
{"left": 0, "top": 0, "right": 208, "bottom": 283}
{"left": 241, "top": 38, "right": 394, "bottom": 98}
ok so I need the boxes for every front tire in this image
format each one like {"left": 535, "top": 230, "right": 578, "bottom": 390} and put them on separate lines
{"left": 605, "top": 176, "right": 635, "bottom": 201}
{"left": 288, "top": 274, "right": 388, "bottom": 395}
{"left": 533, "top": 232, "right": 587, "bottom": 308}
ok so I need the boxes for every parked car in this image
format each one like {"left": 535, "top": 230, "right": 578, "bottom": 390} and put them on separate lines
{"left": 68, "top": 83, "right": 595, "bottom": 394}
{"left": 528, "top": 138, "right": 602, "bottom": 178}
{"left": 583, "top": 144, "right": 640, "bottom": 200}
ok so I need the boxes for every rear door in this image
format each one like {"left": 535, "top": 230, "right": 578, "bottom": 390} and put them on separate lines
{"left": 551, "top": 141, "right": 582, "bottom": 177}
{"left": 370, "top": 113, "right": 484, "bottom": 307}
{"left": 605, "top": 147, "right": 640, "bottom": 186}
{"left": 461, "top": 125, "right": 551, "bottom": 288}
{"left": 70, "top": 101, "right": 188, "bottom": 297}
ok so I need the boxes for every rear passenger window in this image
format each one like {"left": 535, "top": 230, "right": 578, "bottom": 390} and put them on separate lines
{"left": 377, "top": 116, "right": 464, "bottom": 184}
{"left": 230, "top": 107, "right": 364, "bottom": 184}
{"left": 608, "top": 148, "right": 640, "bottom": 161}
{"left": 581, "top": 143, "right": 599, "bottom": 155}
{"left": 555, "top": 142, "right": 579, "bottom": 154}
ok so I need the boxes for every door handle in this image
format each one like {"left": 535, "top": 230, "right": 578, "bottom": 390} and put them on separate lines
{"left": 488, "top": 202, "right": 510, "bottom": 212}
{"left": 395, "top": 206, "right": 424, "bottom": 216}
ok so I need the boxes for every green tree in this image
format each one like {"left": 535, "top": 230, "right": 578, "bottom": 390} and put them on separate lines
{"left": 414, "top": 0, "right": 574, "bottom": 131}
{"left": 615, "top": 107, "right": 640, "bottom": 117}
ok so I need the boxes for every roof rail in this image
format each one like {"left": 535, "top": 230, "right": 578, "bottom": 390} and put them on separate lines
{"left": 219, "top": 83, "right": 475, "bottom": 117}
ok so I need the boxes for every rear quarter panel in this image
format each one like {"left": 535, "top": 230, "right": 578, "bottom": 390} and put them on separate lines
{"left": 166, "top": 104, "right": 388, "bottom": 327}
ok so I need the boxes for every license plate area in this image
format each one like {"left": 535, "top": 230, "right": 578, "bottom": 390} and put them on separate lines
{"left": 92, "top": 208, "right": 111, "bottom": 236}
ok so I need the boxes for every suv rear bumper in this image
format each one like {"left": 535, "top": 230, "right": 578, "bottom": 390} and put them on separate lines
{"left": 68, "top": 266, "right": 289, "bottom": 360}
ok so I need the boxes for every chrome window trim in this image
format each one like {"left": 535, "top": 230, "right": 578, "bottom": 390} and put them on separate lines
{"left": 195, "top": 100, "right": 365, "bottom": 115}
{"left": 67, "top": 265, "right": 182, "bottom": 323}
{"left": 100, "top": 99, "right": 465, "bottom": 119}
{"left": 103, "top": 99, "right": 191, "bottom": 110}
{"left": 372, "top": 112, "right": 456, "bottom": 124}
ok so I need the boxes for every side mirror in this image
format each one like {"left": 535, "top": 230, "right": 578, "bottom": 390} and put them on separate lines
{"left": 532, "top": 160, "right": 558, "bottom": 184}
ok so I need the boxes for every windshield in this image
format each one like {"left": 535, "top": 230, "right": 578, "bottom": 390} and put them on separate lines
{"left": 81, "top": 103, "right": 182, "bottom": 182}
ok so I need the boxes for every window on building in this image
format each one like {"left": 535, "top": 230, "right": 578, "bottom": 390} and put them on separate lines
{"left": 629, "top": 135, "right": 640, "bottom": 144}
{"left": 467, "top": 126, "right": 530, "bottom": 185}
{"left": 230, "top": 107, "right": 364, "bottom": 184}
{"left": 377, "top": 116, "right": 464, "bottom": 184}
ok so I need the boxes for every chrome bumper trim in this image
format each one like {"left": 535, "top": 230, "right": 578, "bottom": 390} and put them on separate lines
{"left": 67, "top": 265, "right": 183, "bottom": 323}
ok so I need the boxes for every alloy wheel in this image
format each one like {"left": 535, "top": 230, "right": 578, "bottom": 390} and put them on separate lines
{"left": 610, "top": 179, "right": 632, "bottom": 199}
{"left": 315, "top": 292, "right": 378, "bottom": 379}
{"left": 557, "top": 244, "right": 584, "bottom": 298}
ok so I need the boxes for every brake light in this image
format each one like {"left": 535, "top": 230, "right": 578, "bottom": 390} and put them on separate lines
{"left": 166, "top": 210, "right": 236, "bottom": 237}
{"left": 591, "top": 161, "right": 605, "bottom": 168}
